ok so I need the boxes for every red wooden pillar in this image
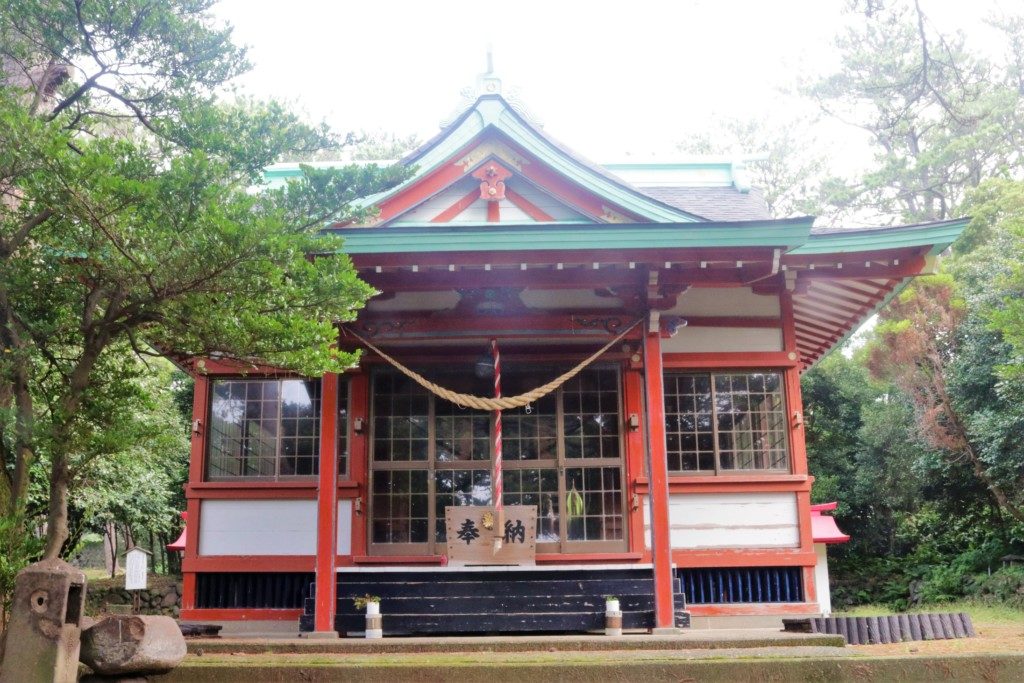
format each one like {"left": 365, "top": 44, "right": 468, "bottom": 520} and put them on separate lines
{"left": 181, "top": 376, "right": 209, "bottom": 615}
{"left": 643, "top": 325, "right": 676, "bottom": 630}
{"left": 781, "top": 290, "right": 817, "bottom": 604}
{"left": 313, "top": 372, "right": 340, "bottom": 635}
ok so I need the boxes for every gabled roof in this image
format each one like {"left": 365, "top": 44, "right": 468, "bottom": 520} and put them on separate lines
{"left": 263, "top": 77, "right": 969, "bottom": 372}
{"left": 362, "top": 94, "right": 707, "bottom": 225}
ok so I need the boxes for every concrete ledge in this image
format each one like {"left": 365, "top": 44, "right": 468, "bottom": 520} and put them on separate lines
{"left": 187, "top": 629, "right": 844, "bottom": 654}
{"left": 302, "top": 631, "right": 340, "bottom": 640}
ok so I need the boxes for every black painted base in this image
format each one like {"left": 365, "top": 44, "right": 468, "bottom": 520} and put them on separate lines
{"left": 299, "top": 568, "right": 689, "bottom": 635}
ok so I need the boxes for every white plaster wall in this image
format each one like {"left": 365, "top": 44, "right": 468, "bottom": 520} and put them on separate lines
{"left": 660, "top": 327, "right": 783, "bottom": 353}
{"left": 669, "top": 287, "right": 780, "bottom": 317}
{"left": 643, "top": 492, "right": 800, "bottom": 550}
{"left": 814, "top": 543, "right": 832, "bottom": 615}
{"left": 199, "top": 499, "right": 353, "bottom": 556}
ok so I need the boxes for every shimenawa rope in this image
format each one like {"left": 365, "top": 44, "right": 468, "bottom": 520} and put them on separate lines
{"left": 343, "top": 319, "right": 643, "bottom": 411}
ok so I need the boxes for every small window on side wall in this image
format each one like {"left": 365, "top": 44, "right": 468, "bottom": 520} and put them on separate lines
{"left": 206, "top": 378, "right": 321, "bottom": 480}
{"left": 663, "top": 371, "right": 789, "bottom": 474}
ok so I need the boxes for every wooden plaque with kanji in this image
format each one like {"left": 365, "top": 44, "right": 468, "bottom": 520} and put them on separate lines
{"left": 445, "top": 505, "right": 537, "bottom": 566}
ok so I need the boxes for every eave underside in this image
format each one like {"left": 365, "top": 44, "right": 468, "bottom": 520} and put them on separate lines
{"left": 343, "top": 241, "right": 937, "bottom": 369}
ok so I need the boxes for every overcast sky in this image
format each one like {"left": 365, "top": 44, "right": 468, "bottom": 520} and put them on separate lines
{"left": 213, "top": 0, "right": 1014, "bottom": 165}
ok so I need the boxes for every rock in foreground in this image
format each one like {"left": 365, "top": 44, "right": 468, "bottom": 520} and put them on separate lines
{"left": 79, "top": 615, "right": 186, "bottom": 676}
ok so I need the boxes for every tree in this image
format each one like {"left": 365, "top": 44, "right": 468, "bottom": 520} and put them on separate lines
{"left": 866, "top": 275, "right": 1024, "bottom": 525}
{"left": 805, "top": 0, "right": 1024, "bottom": 224}
{"left": 0, "top": 0, "right": 408, "bottom": 561}
{"left": 55, "top": 358, "right": 189, "bottom": 577}
{"left": 280, "top": 131, "right": 422, "bottom": 163}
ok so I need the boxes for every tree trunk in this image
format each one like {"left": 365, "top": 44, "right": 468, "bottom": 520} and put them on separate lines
{"left": 105, "top": 522, "right": 119, "bottom": 578}
{"left": 41, "top": 456, "right": 70, "bottom": 559}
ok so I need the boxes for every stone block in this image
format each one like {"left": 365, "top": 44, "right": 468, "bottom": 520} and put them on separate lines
{"left": 79, "top": 615, "right": 186, "bottom": 676}
{"left": 0, "top": 558, "right": 87, "bottom": 683}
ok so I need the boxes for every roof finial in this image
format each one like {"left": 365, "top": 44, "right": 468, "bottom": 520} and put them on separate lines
{"left": 474, "top": 45, "right": 501, "bottom": 97}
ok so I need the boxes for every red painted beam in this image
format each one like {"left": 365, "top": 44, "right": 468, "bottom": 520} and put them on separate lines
{"left": 793, "top": 256, "right": 925, "bottom": 281}
{"left": 368, "top": 161, "right": 468, "bottom": 225}
{"left": 505, "top": 187, "right": 555, "bottom": 222}
{"left": 180, "top": 608, "right": 302, "bottom": 621}
{"left": 183, "top": 555, "right": 315, "bottom": 572}
{"left": 359, "top": 265, "right": 774, "bottom": 293}
{"left": 430, "top": 189, "right": 480, "bottom": 223}
{"left": 672, "top": 549, "right": 817, "bottom": 568}
{"left": 661, "top": 351, "right": 798, "bottom": 369}
{"left": 350, "top": 247, "right": 776, "bottom": 270}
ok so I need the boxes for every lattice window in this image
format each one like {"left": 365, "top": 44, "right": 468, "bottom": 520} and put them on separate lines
{"left": 664, "top": 371, "right": 788, "bottom": 474}
{"left": 372, "top": 373, "right": 429, "bottom": 462}
{"left": 562, "top": 369, "right": 620, "bottom": 459}
{"left": 502, "top": 468, "right": 560, "bottom": 542}
{"left": 337, "top": 378, "right": 350, "bottom": 477}
{"left": 434, "top": 469, "right": 492, "bottom": 541}
{"left": 435, "top": 402, "right": 490, "bottom": 462}
{"left": 371, "top": 470, "right": 430, "bottom": 544}
{"left": 368, "top": 366, "right": 626, "bottom": 555}
{"left": 565, "top": 466, "right": 623, "bottom": 542}
{"left": 207, "top": 379, "right": 320, "bottom": 480}
{"left": 502, "top": 377, "right": 558, "bottom": 462}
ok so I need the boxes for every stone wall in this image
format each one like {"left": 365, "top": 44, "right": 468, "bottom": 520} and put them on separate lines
{"left": 86, "top": 579, "right": 181, "bottom": 618}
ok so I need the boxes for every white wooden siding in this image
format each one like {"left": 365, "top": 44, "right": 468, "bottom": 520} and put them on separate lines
{"left": 660, "top": 327, "right": 783, "bottom": 353}
{"left": 367, "top": 290, "right": 460, "bottom": 312}
{"left": 506, "top": 179, "right": 588, "bottom": 221}
{"left": 336, "top": 500, "right": 353, "bottom": 555}
{"left": 642, "top": 492, "right": 800, "bottom": 549}
{"left": 669, "top": 287, "right": 780, "bottom": 317}
{"left": 198, "top": 499, "right": 353, "bottom": 556}
{"left": 520, "top": 288, "right": 622, "bottom": 309}
{"left": 814, "top": 543, "right": 832, "bottom": 615}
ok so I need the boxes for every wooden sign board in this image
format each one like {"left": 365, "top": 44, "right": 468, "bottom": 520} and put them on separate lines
{"left": 445, "top": 505, "right": 537, "bottom": 566}
{"left": 124, "top": 547, "right": 150, "bottom": 591}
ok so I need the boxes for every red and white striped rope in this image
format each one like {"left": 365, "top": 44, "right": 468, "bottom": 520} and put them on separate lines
{"left": 492, "top": 338, "right": 503, "bottom": 513}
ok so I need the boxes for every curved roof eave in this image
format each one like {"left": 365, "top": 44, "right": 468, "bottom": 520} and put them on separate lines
{"left": 793, "top": 218, "right": 969, "bottom": 256}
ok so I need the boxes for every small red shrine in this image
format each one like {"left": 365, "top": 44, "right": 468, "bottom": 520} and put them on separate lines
{"left": 178, "top": 70, "right": 965, "bottom": 634}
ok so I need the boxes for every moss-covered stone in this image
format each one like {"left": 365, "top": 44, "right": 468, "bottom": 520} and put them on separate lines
{"left": 154, "top": 653, "right": 1024, "bottom": 682}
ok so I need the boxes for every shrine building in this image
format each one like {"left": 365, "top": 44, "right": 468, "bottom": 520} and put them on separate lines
{"left": 178, "top": 71, "right": 964, "bottom": 634}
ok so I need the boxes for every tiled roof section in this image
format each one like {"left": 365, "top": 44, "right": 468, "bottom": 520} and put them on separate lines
{"left": 640, "top": 186, "right": 772, "bottom": 222}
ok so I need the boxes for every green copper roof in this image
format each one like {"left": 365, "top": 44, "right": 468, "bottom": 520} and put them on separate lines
{"left": 328, "top": 218, "right": 814, "bottom": 254}
{"left": 790, "top": 218, "right": 968, "bottom": 255}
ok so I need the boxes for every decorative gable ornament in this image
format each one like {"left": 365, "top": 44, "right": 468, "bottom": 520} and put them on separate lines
{"left": 472, "top": 162, "right": 512, "bottom": 202}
